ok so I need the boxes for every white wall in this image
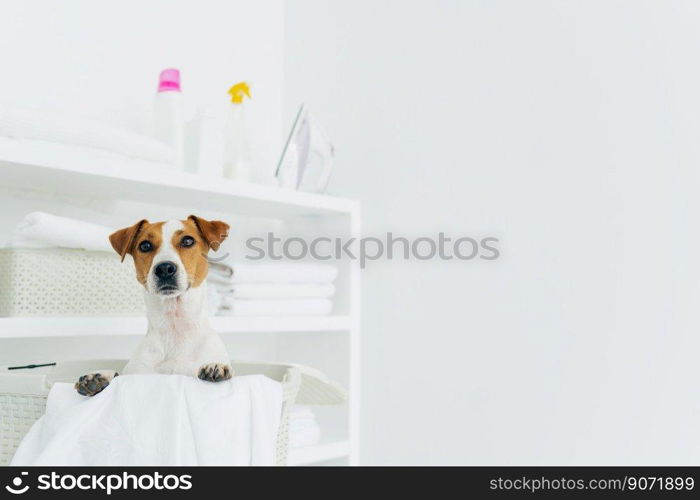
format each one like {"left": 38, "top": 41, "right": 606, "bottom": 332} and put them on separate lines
{"left": 0, "top": 0, "right": 284, "bottom": 172}
{"left": 286, "top": 0, "right": 700, "bottom": 464}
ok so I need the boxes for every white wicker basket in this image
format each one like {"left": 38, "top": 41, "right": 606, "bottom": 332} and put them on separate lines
{"left": 0, "top": 360, "right": 346, "bottom": 466}
{"left": 0, "top": 248, "right": 144, "bottom": 316}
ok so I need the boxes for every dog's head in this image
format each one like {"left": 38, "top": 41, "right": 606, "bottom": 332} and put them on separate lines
{"left": 109, "top": 215, "right": 229, "bottom": 297}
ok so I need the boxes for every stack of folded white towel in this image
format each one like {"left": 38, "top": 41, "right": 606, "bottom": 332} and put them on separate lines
{"left": 208, "top": 261, "right": 338, "bottom": 317}
{"left": 288, "top": 406, "right": 322, "bottom": 449}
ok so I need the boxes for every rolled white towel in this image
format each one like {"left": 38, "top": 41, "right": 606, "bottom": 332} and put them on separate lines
{"left": 233, "top": 283, "right": 335, "bottom": 300}
{"left": 218, "top": 298, "right": 333, "bottom": 317}
{"left": 7, "top": 212, "right": 114, "bottom": 252}
{"left": 209, "top": 261, "right": 234, "bottom": 279}
{"left": 0, "top": 105, "right": 175, "bottom": 164}
{"left": 218, "top": 294, "right": 234, "bottom": 310}
{"left": 206, "top": 272, "right": 236, "bottom": 290}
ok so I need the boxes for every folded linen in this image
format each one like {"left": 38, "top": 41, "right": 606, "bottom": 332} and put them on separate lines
{"left": 219, "top": 298, "right": 333, "bottom": 317}
{"left": 206, "top": 282, "right": 223, "bottom": 314}
{"left": 0, "top": 106, "right": 175, "bottom": 164}
{"left": 211, "top": 262, "right": 339, "bottom": 285}
{"left": 7, "top": 212, "right": 114, "bottom": 252}
{"left": 233, "top": 283, "right": 336, "bottom": 300}
{"left": 11, "top": 374, "right": 283, "bottom": 466}
{"left": 288, "top": 406, "right": 321, "bottom": 449}
{"left": 206, "top": 272, "right": 237, "bottom": 291}
{"left": 209, "top": 261, "right": 234, "bottom": 279}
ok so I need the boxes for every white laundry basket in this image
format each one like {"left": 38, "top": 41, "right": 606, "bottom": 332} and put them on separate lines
{"left": 0, "top": 248, "right": 145, "bottom": 316}
{"left": 0, "top": 360, "right": 346, "bottom": 466}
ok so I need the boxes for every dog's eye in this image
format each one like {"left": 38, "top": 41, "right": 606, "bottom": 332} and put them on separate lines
{"left": 138, "top": 241, "right": 153, "bottom": 252}
{"left": 181, "top": 236, "right": 195, "bottom": 248}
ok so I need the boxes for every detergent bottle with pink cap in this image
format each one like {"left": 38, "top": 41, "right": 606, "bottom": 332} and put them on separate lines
{"left": 153, "top": 68, "right": 185, "bottom": 169}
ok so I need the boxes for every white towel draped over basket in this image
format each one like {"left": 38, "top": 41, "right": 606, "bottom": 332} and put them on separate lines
{"left": 0, "top": 360, "right": 345, "bottom": 466}
{"left": 12, "top": 375, "right": 283, "bottom": 466}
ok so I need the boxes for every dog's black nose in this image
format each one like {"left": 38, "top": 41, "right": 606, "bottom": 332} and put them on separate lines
{"left": 154, "top": 261, "right": 178, "bottom": 279}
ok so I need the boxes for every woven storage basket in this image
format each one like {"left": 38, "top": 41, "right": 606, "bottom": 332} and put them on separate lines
{"left": 0, "top": 359, "right": 346, "bottom": 466}
{"left": 0, "top": 248, "right": 144, "bottom": 317}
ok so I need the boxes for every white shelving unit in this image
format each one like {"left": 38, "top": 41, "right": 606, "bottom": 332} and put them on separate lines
{"left": 287, "top": 439, "right": 351, "bottom": 466}
{"left": 0, "top": 138, "right": 356, "bottom": 217}
{"left": 0, "top": 316, "right": 353, "bottom": 338}
{"left": 0, "top": 139, "right": 361, "bottom": 466}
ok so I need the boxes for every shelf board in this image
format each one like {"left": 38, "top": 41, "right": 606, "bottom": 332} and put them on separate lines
{"left": 0, "top": 137, "right": 358, "bottom": 218}
{"left": 287, "top": 440, "right": 350, "bottom": 466}
{"left": 0, "top": 315, "right": 352, "bottom": 338}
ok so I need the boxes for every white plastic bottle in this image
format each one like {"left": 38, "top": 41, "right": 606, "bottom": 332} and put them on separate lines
{"left": 185, "top": 108, "right": 224, "bottom": 177}
{"left": 223, "top": 82, "right": 252, "bottom": 182}
{"left": 153, "top": 68, "right": 184, "bottom": 169}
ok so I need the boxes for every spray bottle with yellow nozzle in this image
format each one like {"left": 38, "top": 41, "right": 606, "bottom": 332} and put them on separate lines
{"left": 224, "top": 82, "right": 252, "bottom": 182}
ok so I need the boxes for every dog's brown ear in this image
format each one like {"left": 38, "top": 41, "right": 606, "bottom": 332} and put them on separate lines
{"left": 188, "top": 215, "right": 229, "bottom": 251}
{"left": 109, "top": 219, "right": 148, "bottom": 262}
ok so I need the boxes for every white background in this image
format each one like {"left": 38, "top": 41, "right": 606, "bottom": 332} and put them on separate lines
{"left": 286, "top": 0, "right": 700, "bottom": 464}
{"left": 2, "top": 0, "right": 700, "bottom": 465}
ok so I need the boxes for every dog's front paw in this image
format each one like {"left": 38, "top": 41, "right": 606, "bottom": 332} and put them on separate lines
{"left": 197, "top": 363, "right": 233, "bottom": 382}
{"left": 75, "top": 372, "right": 116, "bottom": 397}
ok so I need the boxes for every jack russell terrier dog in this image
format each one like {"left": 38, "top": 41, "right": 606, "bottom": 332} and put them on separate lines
{"left": 75, "top": 215, "right": 232, "bottom": 396}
